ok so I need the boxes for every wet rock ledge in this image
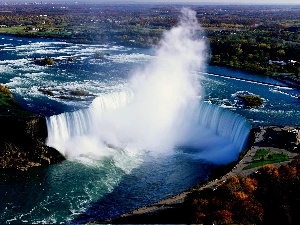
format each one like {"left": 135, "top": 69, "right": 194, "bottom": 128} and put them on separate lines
{"left": 0, "top": 84, "right": 65, "bottom": 171}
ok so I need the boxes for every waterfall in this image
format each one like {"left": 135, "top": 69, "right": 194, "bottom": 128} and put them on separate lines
{"left": 46, "top": 94, "right": 251, "bottom": 164}
{"left": 197, "top": 102, "right": 251, "bottom": 155}
{"left": 46, "top": 8, "right": 251, "bottom": 164}
{"left": 46, "top": 90, "right": 134, "bottom": 157}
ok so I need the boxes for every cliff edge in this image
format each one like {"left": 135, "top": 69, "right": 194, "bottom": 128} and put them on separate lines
{"left": 0, "top": 84, "right": 65, "bottom": 171}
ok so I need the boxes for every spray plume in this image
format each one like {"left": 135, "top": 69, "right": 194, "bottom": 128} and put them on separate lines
{"left": 46, "top": 8, "right": 207, "bottom": 161}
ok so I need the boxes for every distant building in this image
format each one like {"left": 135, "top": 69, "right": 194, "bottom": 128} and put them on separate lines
{"left": 289, "top": 60, "right": 297, "bottom": 65}
{"left": 268, "top": 59, "right": 297, "bottom": 66}
{"left": 25, "top": 26, "right": 40, "bottom": 32}
{"left": 268, "top": 60, "right": 286, "bottom": 66}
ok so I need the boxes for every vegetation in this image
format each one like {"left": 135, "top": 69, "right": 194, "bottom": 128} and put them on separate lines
{"left": 0, "top": 3, "right": 298, "bottom": 83}
{"left": 238, "top": 95, "right": 264, "bottom": 107}
{"left": 0, "top": 84, "right": 31, "bottom": 115}
{"left": 0, "top": 84, "right": 13, "bottom": 105}
{"left": 186, "top": 159, "right": 300, "bottom": 224}
{"left": 42, "top": 57, "right": 55, "bottom": 66}
{"left": 252, "top": 149, "right": 270, "bottom": 160}
{"left": 243, "top": 149, "right": 290, "bottom": 170}
{"left": 34, "top": 57, "right": 55, "bottom": 66}
{"left": 0, "top": 84, "right": 19, "bottom": 109}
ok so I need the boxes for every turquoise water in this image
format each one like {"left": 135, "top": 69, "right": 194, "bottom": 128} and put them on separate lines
{"left": 202, "top": 67, "right": 300, "bottom": 127}
{"left": 0, "top": 34, "right": 299, "bottom": 223}
{"left": 0, "top": 35, "right": 299, "bottom": 127}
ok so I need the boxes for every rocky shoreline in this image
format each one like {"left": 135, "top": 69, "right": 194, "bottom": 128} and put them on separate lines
{"left": 101, "top": 125, "right": 300, "bottom": 224}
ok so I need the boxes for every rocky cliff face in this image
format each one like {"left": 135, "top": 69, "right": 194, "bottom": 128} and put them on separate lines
{"left": 0, "top": 115, "right": 65, "bottom": 171}
{"left": 0, "top": 115, "right": 47, "bottom": 144}
{"left": 0, "top": 84, "right": 65, "bottom": 171}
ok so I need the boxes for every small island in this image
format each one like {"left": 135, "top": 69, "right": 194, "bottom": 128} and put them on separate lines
{"left": 34, "top": 57, "right": 55, "bottom": 66}
{"left": 238, "top": 94, "right": 264, "bottom": 107}
{"left": 38, "top": 87, "right": 96, "bottom": 101}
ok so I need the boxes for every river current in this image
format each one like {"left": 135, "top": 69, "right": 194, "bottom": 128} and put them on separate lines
{"left": 0, "top": 34, "right": 299, "bottom": 224}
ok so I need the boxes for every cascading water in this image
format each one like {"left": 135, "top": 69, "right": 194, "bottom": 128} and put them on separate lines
{"left": 2, "top": 6, "right": 300, "bottom": 225}
{"left": 46, "top": 8, "right": 205, "bottom": 161}
{"left": 193, "top": 102, "right": 251, "bottom": 163}
{"left": 46, "top": 90, "right": 134, "bottom": 158}
{"left": 0, "top": 8, "right": 253, "bottom": 224}
{"left": 199, "top": 102, "right": 250, "bottom": 151}
{"left": 46, "top": 8, "right": 250, "bottom": 166}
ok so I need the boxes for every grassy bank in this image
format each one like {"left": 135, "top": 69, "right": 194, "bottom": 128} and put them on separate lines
{"left": 243, "top": 149, "right": 289, "bottom": 170}
{"left": 0, "top": 84, "right": 32, "bottom": 116}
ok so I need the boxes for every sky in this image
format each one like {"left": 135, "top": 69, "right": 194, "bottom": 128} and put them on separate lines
{"left": 0, "top": 0, "right": 299, "bottom": 5}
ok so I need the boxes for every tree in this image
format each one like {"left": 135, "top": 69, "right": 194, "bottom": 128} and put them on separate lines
{"left": 277, "top": 49, "right": 286, "bottom": 59}
{"left": 212, "top": 210, "right": 234, "bottom": 224}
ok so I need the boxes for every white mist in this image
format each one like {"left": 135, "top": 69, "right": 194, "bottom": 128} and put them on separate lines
{"left": 46, "top": 9, "right": 250, "bottom": 166}
{"left": 46, "top": 8, "right": 206, "bottom": 161}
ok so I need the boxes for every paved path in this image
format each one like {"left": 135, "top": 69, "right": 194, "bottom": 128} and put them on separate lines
{"left": 104, "top": 127, "right": 299, "bottom": 223}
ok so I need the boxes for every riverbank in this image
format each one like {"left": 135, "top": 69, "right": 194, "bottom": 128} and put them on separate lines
{"left": 100, "top": 125, "right": 300, "bottom": 223}
{"left": 0, "top": 29, "right": 299, "bottom": 91}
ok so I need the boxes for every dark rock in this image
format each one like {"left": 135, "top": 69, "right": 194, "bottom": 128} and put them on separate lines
{"left": 0, "top": 115, "right": 47, "bottom": 145}
{"left": 0, "top": 84, "right": 65, "bottom": 171}
{"left": 0, "top": 115, "right": 65, "bottom": 171}
{"left": 38, "top": 88, "right": 54, "bottom": 96}
{"left": 0, "top": 141, "right": 65, "bottom": 171}
{"left": 34, "top": 57, "right": 55, "bottom": 66}
{"left": 38, "top": 87, "right": 95, "bottom": 101}
{"left": 58, "top": 95, "right": 84, "bottom": 101}
{"left": 252, "top": 125, "right": 300, "bottom": 152}
{"left": 238, "top": 95, "right": 264, "bottom": 107}
{"left": 70, "top": 89, "right": 94, "bottom": 96}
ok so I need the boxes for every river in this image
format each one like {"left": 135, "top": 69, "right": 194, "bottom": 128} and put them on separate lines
{"left": 0, "top": 33, "right": 299, "bottom": 223}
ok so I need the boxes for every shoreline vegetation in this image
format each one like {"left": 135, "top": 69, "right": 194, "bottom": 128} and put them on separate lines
{"left": 102, "top": 126, "right": 300, "bottom": 224}
{"left": 0, "top": 2, "right": 299, "bottom": 223}
{"left": 0, "top": 4, "right": 299, "bottom": 89}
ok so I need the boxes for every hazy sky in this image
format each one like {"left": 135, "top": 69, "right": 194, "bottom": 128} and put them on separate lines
{"left": 130, "top": 0, "right": 300, "bottom": 4}
{"left": 1, "top": 0, "right": 300, "bottom": 5}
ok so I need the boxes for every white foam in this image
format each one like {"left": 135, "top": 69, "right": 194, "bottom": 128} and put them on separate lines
{"left": 45, "top": 9, "right": 250, "bottom": 167}
{"left": 108, "top": 53, "right": 153, "bottom": 63}
{"left": 270, "top": 88, "right": 299, "bottom": 98}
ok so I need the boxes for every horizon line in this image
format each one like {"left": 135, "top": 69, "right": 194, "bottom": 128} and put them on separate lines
{"left": 0, "top": 1, "right": 299, "bottom": 6}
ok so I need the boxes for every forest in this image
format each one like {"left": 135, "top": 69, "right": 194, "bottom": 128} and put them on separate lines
{"left": 0, "top": 3, "right": 299, "bottom": 81}
{"left": 0, "top": 3, "right": 299, "bottom": 223}
{"left": 185, "top": 159, "right": 300, "bottom": 224}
